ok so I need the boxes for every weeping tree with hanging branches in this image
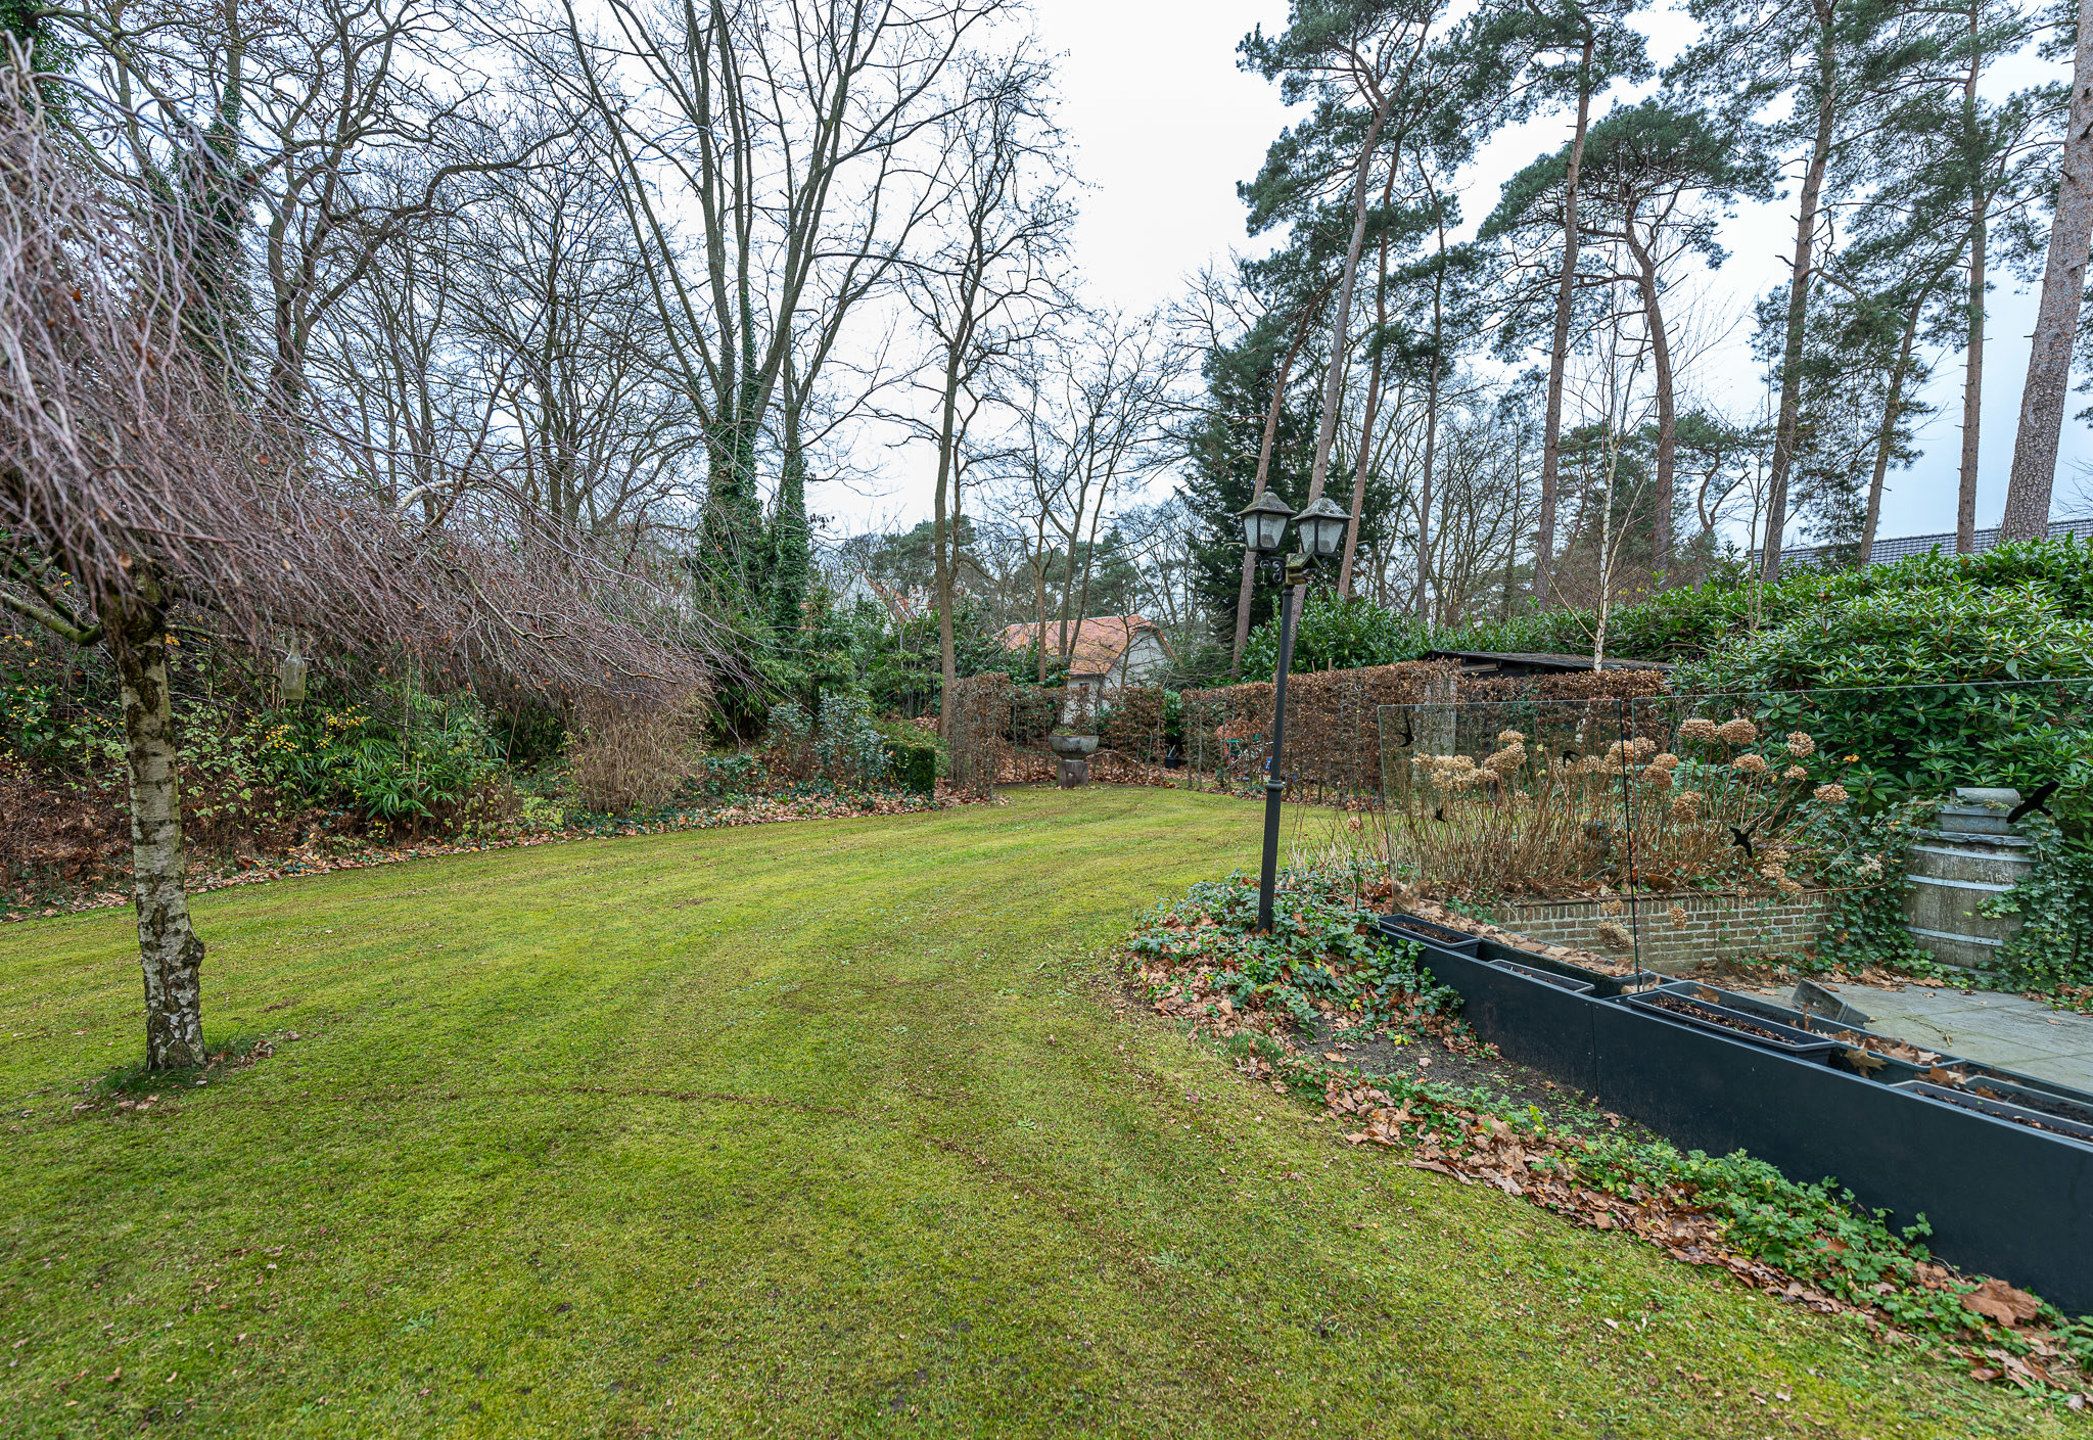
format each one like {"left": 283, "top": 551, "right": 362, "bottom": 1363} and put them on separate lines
{"left": 0, "top": 69, "right": 724, "bottom": 1070}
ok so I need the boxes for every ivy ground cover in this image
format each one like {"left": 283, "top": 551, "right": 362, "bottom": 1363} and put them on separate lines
{"left": 0, "top": 788, "right": 2066, "bottom": 1437}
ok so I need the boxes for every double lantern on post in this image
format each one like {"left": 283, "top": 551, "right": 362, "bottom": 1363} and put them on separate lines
{"left": 1236, "top": 490, "right": 1350, "bottom": 933}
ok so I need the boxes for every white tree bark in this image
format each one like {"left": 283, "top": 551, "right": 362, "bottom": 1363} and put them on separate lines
{"left": 107, "top": 592, "right": 207, "bottom": 1071}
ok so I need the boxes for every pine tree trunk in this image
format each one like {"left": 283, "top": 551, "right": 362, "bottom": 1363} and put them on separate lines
{"left": 2002, "top": 0, "right": 2093, "bottom": 541}
{"left": 105, "top": 591, "right": 206, "bottom": 1071}
{"left": 1535, "top": 34, "right": 1596, "bottom": 607}
{"left": 1957, "top": 209, "right": 1987, "bottom": 553}
{"left": 1412, "top": 198, "right": 1448, "bottom": 617}
{"left": 1413, "top": 344, "right": 1443, "bottom": 618}
{"left": 1230, "top": 312, "right": 1313, "bottom": 675}
{"left": 1957, "top": 28, "right": 1988, "bottom": 555}
{"left": 1863, "top": 302, "right": 1922, "bottom": 561}
{"left": 1302, "top": 96, "right": 1394, "bottom": 510}
{"left": 1627, "top": 233, "right": 1675, "bottom": 574}
{"left": 1761, "top": 19, "right": 1839, "bottom": 583}
{"left": 1339, "top": 236, "right": 1392, "bottom": 599}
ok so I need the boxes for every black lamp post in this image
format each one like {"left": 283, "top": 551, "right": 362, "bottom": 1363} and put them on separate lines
{"left": 1238, "top": 490, "right": 1350, "bottom": 931}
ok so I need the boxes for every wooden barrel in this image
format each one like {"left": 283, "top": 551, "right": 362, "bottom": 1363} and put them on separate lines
{"left": 1903, "top": 788, "right": 2032, "bottom": 968}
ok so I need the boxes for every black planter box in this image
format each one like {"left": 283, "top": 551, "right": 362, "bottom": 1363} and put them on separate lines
{"left": 1377, "top": 913, "right": 1482, "bottom": 955}
{"left": 1378, "top": 921, "right": 1601, "bottom": 1096}
{"left": 1473, "top": 936, "right": 1647, "bottom": 999}
{"left": 1622, "top": 982, "right": 1845, "bottom": 1060}
{"left": 1376, "top": 911, "right": 1647, "bottom": 996}
{"left": 1721, "top": 992, "right": 2093, "bottom": 1112}
{"left": 1488, "top": 957, "right": 1598, "bottom": 995}
{"left": 1592, "top": 995, "right": 2093, "bottom": 1315}
{"left": 1896, "top": 1079, "right": 2093, "bottom": 1147}
{"left": 1370, "top": 912, "right": 2093, "bottom": 1313}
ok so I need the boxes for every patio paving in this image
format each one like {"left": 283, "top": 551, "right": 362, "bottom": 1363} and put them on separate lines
{"left": 1742, "top": 978, "right": 2093, "bottom": 1091}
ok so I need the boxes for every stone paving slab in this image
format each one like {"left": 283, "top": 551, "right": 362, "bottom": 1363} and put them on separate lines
{"left": 1742, "top": 979, "right": 2093, "bottom": 1092}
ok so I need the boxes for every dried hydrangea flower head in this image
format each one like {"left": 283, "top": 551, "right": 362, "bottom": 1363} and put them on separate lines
{"left": 1670, "top": 791, "right": 1703, "bottom": 818}
{"left": 1495, "top": 728, "right": 1526, "bottom": 745}
{"left": 1714, "top": 717, "right": 1759, "bottom": 746}
{"left": 1783, "top": 764, "right": 1808, "bottom": 781}
{"left": 1813, "top": 782, "right": 1849, "bottom": 805}
{"left": 1646, "top": 751, "right": 1680, "bottom": 771}
{"left": 1483, "top": 741, "right": 1526, "bottom": 776}
{"left": 1600, "top": 736, "right": 1658, "bottom": 768}
{"left": 1677, "top": 717, "right": 1720, "bottom": 744}
{"left": 1731, "top": 752, "right": 1769, "bottom": 775}
{"left": 1785, "top": 731, "right": 1816, "bottom": 758}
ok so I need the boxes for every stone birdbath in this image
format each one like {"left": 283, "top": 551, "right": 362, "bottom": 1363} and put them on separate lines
{"left": 1049, "top": 686, "right": 1100, "bottom": 788}
{"left": 1049, "top": 727, "right": 1097, "bottom": 788}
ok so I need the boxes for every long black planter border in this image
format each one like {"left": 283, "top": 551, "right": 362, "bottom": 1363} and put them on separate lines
{"left": 1373, "top": 914, "right": 2093, "bottom": 1315}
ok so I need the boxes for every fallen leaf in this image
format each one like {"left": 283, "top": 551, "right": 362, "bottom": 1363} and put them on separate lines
{"left": 1963, "top": 1277, "right": 2041, "bottom": 1328}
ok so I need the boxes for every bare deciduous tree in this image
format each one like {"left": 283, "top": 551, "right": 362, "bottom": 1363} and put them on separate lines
{"left": 0, "top": 77, "right": 718, "bottom": 1069}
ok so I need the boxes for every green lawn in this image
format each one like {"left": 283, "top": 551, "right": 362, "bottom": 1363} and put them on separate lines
{"left": 0, "top": 787, "right": 2064, "bottom": 1437}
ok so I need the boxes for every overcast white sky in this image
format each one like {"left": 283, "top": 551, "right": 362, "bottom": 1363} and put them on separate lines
{"left": 826, "top": 0, "right": 2087, "bottom": 546}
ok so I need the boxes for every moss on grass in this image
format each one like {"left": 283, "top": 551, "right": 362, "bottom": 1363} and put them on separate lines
{"left": 0, "top": 788, "right": 2068, "bottom": 1436}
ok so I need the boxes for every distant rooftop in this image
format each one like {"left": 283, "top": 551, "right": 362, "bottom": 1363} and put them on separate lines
{"left": 1422, "top": 650, "right": 1674, "bottom": 676}
{"left": 1777, "top": 517, "right": 2093, "bottom": 571}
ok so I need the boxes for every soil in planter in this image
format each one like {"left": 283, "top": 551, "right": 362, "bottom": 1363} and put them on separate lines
{"left": 1643, "top": 993, "right": 1810, "bottom": 1046}
{"left": 1900, "top": 1080, "right": 2093, "bottom": 1145}
{"left": 1961, "top": 1078, "right": 2093, "bottom": 1134}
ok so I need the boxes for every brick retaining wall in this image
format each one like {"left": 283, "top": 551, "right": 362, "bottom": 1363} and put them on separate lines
{"left": 1490, "top": 889, "right": 1832, "bottom": 974}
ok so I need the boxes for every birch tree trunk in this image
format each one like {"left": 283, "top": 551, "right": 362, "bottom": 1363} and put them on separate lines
{"left": 1534, "top": 33, "right": 1596, "bottom": 607}
{"left": 105, "top": 589, "right": 207, "bottom": 1071}
{"left": 2002, "top": 0, "right": 2093, "bottom": 540}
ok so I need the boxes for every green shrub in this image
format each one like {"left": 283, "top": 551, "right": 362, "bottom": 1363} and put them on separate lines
{"left": 1675, "top": 588, "right": 2093, "bottom": 809}
{"left": 1241, "top": 592, "right": 1431, "bottom": 676}
{"left": 812, "top": 693, "right": 887, "bottom": 788}
{"left": 1128, "top": 873, "right": 1459, "bottom": 1034}
{"left": 1981, "top": 814, "right": 2093, "bottom": 990}
{"left": 1445, "top": 533, "right": 2093, "bottom": 665}
{"left": 879, "top": 724, "right": 941, "bottom": 796}
{"left": 690, "top": 752, "right": 769, "bottom": 800}
{"left": 263, "top": 684, "right": 501, "bottom": 828}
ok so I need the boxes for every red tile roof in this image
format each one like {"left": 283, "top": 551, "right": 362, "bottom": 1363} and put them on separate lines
{"left": 997, "top": 615, "right": 1164, "bottom": 676}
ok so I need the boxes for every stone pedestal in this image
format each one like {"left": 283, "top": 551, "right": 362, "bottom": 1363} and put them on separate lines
{"left": 1057, "top": 757, "right": 1090, "bottom": 788}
